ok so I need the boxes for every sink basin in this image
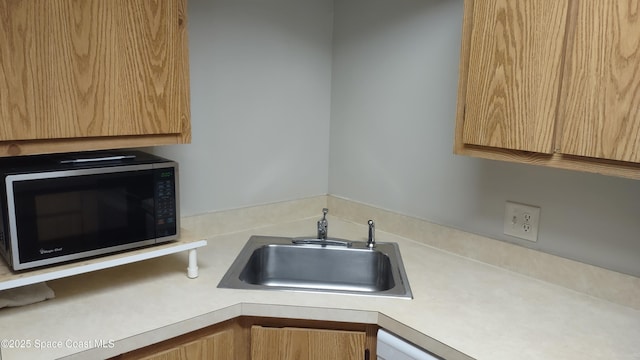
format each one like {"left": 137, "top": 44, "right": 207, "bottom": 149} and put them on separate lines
{"left": 218, "top": 236, "right": 412, "bottom": 298}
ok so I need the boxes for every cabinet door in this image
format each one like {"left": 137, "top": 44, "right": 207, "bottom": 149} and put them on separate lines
{"left": 136, "top": 329, "right": 235, "bottom": 360}
{"left": 251, "top": 326, "right": 366, "bottom": 360}
{"left": 461, "top": 0, "right": 569, "bottom": 153}
{"left": 0, "top": 0, "right": 188, "bottom": 142}
{"left": 558, "top": 0, "right": 640, "bottom": 163}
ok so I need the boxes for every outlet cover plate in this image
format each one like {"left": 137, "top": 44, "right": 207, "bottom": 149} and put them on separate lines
{"left": 504, "top": 201, "right": 540, "bottom": 242}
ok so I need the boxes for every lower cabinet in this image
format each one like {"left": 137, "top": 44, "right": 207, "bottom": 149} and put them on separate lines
{"left": 115, "top": 320, "right": 240, "bottom": 360}
{"left": 137, "top": 329, "right": 235, "bottom": 360}
{"left": 251, "top": 325, "right": 367, "bottom": 360}
{"left": 113, "top": 317, "right": 377, "bottom": 360}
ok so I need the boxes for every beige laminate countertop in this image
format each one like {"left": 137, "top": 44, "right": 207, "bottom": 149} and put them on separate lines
{"left": 1, "top": 217, "right": 639, "bottom": 360}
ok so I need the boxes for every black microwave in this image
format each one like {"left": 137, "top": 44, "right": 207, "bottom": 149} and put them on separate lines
{"left": 0, "top": 150, "right": 179, "bottom": 271}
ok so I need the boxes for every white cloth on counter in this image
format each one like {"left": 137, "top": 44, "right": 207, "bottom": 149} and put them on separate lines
{"left": 0, "top": 282, "right": 55, "bottom": 309}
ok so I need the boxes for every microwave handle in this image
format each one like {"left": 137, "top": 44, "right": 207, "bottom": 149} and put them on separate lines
{"left": 59, "top": 155, "right": 136, "bottom": 164}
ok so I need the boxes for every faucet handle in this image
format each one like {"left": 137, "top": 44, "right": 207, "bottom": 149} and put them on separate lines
{"left": 367, "top": 220, "right": 375, "bottom": 248}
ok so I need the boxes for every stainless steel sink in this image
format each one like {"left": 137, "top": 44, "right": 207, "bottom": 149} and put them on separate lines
{"left": 218, "top": 235, "right": 412, "bottom": 299}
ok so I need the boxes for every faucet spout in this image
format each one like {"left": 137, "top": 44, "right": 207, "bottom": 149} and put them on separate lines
{"left": 317, "top": 208, "right": 328, "bottom": 240}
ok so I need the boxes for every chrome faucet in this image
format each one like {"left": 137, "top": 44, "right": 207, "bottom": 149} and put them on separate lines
{"left": 367, "top": 220, "right": 375, "bottom": 248}
{"left": 317, "top": 208, "right": 328, "bottom": 240}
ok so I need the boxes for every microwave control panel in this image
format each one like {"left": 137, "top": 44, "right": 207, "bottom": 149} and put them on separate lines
{"left": 154, "top": 167, "right": 177, "bottom": 238}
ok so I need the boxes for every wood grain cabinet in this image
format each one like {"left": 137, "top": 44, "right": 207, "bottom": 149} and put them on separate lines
{"left": 0, "top": 0, "right": 190, "bottom": 157}
{"left": 136, "top": 329, "right": 235, "bottom": 360}
{"left": 251, "top": 326, "right": 367, "bottom": 360}
{"left": 116, "top": 320, "right": 240, "bottom": 360}
{"left": 113, "top": 317, "right": 377, "bottom": 360}
{"left": 455, "top": 0, "right": 640, "bottom": 179}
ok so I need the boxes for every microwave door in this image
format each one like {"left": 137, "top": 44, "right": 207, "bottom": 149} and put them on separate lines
{"left": 7, "top": 166, "right": 160, "bottom": 269}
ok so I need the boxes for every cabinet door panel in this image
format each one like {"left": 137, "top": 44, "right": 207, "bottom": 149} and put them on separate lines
{"left": 137, "top": 329, "right": 235, "bottom": 360}
{"left": 462, "top": 0, "right": 568, "bottom": 153}
{"left": 251, "top": 326, "right": 366, "bottom": 360}
{"left": 115, "top": 0, "right": 184, "bottom": 137}
{"left": 47, "top": 0, "right": 117, "bottom": 140}
{"left": 0, "top": 1, "right": 48, "bottom": 141}
{"left": 559, "top": 0, "right": 640, "bottom": 162}
{"left": 0, "top": 0, "right": 186, "bottom": 142}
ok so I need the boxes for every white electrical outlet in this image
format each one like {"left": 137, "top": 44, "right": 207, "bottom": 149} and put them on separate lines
{"left": 503, "top": 201, "right": 540, "bottom": 242}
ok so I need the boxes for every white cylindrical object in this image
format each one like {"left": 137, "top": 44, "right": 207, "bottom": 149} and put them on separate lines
{"left": 187, "top": 249, "right": 199, "bottom": 278}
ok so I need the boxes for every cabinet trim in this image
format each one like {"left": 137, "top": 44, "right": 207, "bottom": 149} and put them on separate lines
{"left": 455, "top": 144, "right": 640, "bottom": 179}
{"left": 0, "top": 133, "right": 188, "bottom": 157}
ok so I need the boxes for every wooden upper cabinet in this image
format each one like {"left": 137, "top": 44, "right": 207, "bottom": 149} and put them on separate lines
{"left": 0, "top": 0, "right": 190, "bottom": 156}
{"left": 463, "top": 0, "right": 569, "bottom": 153}
{"left": 456, "top": 0, "right": 640, "bottom": 179}
{"left": 558, "top": 0, "right": 640, "bottom": 163}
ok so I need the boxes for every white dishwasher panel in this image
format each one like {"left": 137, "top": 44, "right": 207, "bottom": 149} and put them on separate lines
{"left": 377, "top": 329, "right": 440, "bottom": 360}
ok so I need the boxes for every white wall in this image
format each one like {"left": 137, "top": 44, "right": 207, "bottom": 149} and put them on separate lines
{"left": 154, "top": 0, "right": 640, "bottom": 277}
{"left": 329, "top": 0, "right": 640, "bottom": 276}
{"left": 152, "top": 0, "right": 334, "bottom": 216}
